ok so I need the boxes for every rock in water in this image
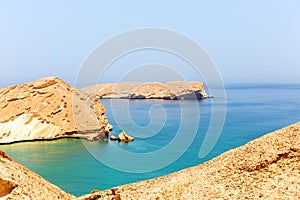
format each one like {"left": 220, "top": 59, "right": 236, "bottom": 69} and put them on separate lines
{"left": 118, "top": 131, "right": 134, "bottom": 142}
{"left": 0, "top": 150, "right": 74, "bottom": 199}
{"left": 110, "top": 135, "right": 118, "bottom": 141}
{"left": 82, "top": 81, "right": 210, "bottom": 100}
{"left": 0, "top": 77, "right": 112, "bottom": 144}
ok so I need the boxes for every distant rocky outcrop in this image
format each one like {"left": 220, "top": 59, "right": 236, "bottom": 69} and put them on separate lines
{"left": 79, "top": 121, "right": 300, "bottom": 200}
{"left": 0, "top": 77, "right": 112, "bottom": 144}
{"left": 0, "top": 150, "right": 74, "bottom": 199}
{"left": 82, "top": 81, "right": 211, "bottom": 100}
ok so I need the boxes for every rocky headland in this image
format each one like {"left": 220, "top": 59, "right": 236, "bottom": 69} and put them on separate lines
{"left": 0, "top": 77, "right": 112, "bottom": 144}
{"left": 82, "top": 81, "right": 210, "bottom": 100}
{"left": 79, "top": 121, "right": 300, "bottom": 200}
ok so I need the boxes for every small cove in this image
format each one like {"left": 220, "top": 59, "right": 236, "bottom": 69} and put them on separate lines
{"left": 1, "top": 84, "right": 300, "bottom": 196}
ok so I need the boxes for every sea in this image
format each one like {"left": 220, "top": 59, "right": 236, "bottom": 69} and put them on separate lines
{"left": 1, "top": 83, "right": 300, "bottom": 197}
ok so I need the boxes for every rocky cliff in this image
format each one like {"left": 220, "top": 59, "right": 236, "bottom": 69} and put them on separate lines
{"left": 0, "top": 150, "right": 74, "bottom": 199}
{"left": 82, "top": 81, "right": 210, "bottom": 100}
{"left": 79, "top": 121, "right": 300, "bottom": 200}
{"left": 0, "top": 77, "right": 112, "bottom": 144}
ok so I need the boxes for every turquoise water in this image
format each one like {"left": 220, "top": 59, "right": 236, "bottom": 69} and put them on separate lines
{"left": 1, "top": 84, "right": 300, "bottom": 196}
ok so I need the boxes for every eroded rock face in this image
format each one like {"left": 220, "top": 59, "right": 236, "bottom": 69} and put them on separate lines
{"left": 0, "top": 178, "right": 16, "bottom": 198}
{"left": 0, "top": 150, "right": 74, "bottom": 199}
{"left": 82, "top": 81, "right": 210, "bottom": 100}
{"left": 0, "top": 77, "right": 111, "bottom": 144}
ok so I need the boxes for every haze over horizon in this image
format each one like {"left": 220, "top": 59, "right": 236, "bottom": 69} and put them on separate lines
{"left": 0, "top": 1, "right": 299, "bottom": 87}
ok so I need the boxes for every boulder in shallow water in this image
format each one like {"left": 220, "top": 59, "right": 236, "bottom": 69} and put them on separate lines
{"left": 118, "top": 131, "right": 134, "bottom": 142}
{"left": 110, "top": 135, "right": 118, "bottom": 141}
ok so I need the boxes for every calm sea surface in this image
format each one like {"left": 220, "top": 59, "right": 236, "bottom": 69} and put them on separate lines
{"left": 1, "top": 84, "right": 300, "bottom": 196}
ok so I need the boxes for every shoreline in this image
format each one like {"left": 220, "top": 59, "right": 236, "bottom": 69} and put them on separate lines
{"left": 79, "top": 121, "right": 300, "bottom": 199}
{"left": 1, "top": 121, "right": 299, "bottom": 199}
{"left": 0, "top": 136, "right": 84, "bottom": 145}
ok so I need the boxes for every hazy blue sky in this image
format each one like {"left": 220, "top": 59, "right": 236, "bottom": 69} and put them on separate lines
{"left": 0, "top": 1, "right": 299, "bottom": 87}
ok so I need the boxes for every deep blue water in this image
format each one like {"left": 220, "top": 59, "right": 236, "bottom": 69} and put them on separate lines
{"left": 1, "top": 84, "right": 300, "bottom": 196}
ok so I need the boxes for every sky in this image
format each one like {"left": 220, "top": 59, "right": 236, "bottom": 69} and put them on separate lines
{"left": 0, "top": 0, "right": 299, "bottom": 87}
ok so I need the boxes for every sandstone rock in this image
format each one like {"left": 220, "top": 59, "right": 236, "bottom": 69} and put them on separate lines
{"left": 0, "top": 179, "right": 16, "bottom": 198}
{"left": 107, "top": 124, "right": 113, "bottom": 131}
{"left": 110, "top": 135, "right": 118, "bottom": 141}
{"left": 118, "top": 131, "right": 134, "bottom": 142}
{"left": 82, "top": 81, "right": 210, "bottom": 100}
{"left": 0, "top": 150, "right": 74, "bottom": 199}
{"left": 165, "top": 81, "right": 208, "bottom": 99}
{"left": 0, "top": 77, "right": 112, "bottom": 144}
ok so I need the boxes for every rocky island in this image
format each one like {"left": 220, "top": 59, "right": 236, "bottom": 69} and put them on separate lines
{"left": 0, "top": 77, "right": 112, "bottom": 144}
{"left": 82, "top": 81, "right": 211, "bottom": 100}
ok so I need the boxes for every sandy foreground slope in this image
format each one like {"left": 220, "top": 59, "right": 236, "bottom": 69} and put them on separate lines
{"left": 0, "top": 150, "right": 74, "bottom": 200}
{"left": 79, "top": 121, "right": 300, "bottom": 200}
